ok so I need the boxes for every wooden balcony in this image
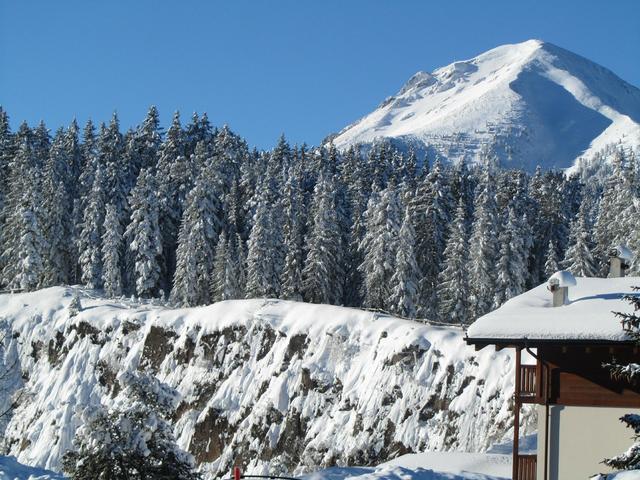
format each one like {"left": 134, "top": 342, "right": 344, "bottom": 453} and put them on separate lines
{"left": 517, "top": 365, "right": 537, "bottom": 402}
{"left": 515, "top": 454, "right": 537, "bottom": 480}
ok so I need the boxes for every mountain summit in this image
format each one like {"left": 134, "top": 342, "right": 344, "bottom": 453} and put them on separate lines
{"left": 331, "top": 40, "right": 640, "bottom": 170}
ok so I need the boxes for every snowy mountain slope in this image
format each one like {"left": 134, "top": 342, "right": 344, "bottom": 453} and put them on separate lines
{"left": 331, "top": 40, "right": 640, "bottom": 171}
{"left": 0, "top": 287, "right": 535, "bottom": 477}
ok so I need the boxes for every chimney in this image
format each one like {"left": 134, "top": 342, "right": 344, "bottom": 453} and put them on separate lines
{"left": 608, "top": 245, "right": 633, "bottom": 278}
{"left": 547, "top": 271, "right": 577, "bottom": 307}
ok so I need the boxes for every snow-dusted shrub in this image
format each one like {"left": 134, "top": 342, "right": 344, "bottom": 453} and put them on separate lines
{"left": 62, "top": 371, "right": 199, "bottom": 480}
{"left": 604, "top": 289, "right": 640, "bottom": 471}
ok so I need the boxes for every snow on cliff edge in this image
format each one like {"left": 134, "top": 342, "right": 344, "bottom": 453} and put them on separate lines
{"left": 0, "top": 287, "right": 534, "bottom": 476}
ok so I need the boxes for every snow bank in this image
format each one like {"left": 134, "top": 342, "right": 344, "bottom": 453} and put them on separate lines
{"left": 467, "top": 277, "right": 640, "bottom": 341}
{"left": 0, "top": 287, "right": 535, "bottom": 476}
{"left": 591, "top": 471, "right": 640, "bottom": 479}
{"left": 380, "top": 451, "right": 510, "bottom": 478}
{"left": 305, "top": 465, "right": 504, "bottom": 480}
{"left": 305, "top": 450, "right": 512, "bottom": 480}
{"left": 0, "top": 456, "right": 65, "bottom": 480}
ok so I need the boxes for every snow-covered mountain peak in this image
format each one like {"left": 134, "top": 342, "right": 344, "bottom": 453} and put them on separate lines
{"left": 332, "top": 40, "right": 640, "bottom": 171}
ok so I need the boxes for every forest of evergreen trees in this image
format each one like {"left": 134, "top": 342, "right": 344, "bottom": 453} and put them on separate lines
{"left": 0, "top": 105, "right": 638, "bottom": 324}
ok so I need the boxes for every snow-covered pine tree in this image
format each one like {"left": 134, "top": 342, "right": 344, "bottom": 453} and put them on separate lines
{"left": 101, "top": 203, "right": 123, "bottom": 297}
{"left": 334, "top": 172, "right": 352, "bottom": 305}
{"left": 171, "top": 171, "right": 221, "bottom": 306}
{"left": 602, "top": 289, "right": 640, "bottom": 471}
{"left": 0, "top": 138, "right": 49, "bottom": 291}
{"left": 211, "top": 125, "right": 247, "bottom": 199}
{"left": 0, "top": 108, "right": 13, "bottom": 219}
{"left": 530, "top": 170, "right": 571, "bottom": 284}
{"left": 468, "top": 166, "right": 499, "bottom": 318}
{"left": 78, "top": 166, "right": 107, "bottom": 289}
{"left": 210, "top": 230, "right": 228, "bottom": 302}
{"left": 245, "top": 159, "right": 283, "bottom": 298}
{"left": 184, "top": 111, "right": 213, "bottom": 160}
{"left": 170, "top": 224, "right": 197, "bottom": 306}
{"left": 342, "top": 146, "right": 372, "bottom": 306}
{"left": 271, "top": 134, "right": 292, "bottom": 172}
{"left": 302, "top": 172, "right": 345, "bottom": 305}
{"left": 403, "top": 148, "right": 419, "bottom": 193}
{"left": 358, "top": 186, "right": 402, "bottom": 311}
{"left": 390, "top": 207, "right": 421, "bottom": 318}
{"left": 450, "top": 159, "right": 475, "bottom": 224}
{"left": 280, "top": 163, "right": 306, "bottom": 301}
{"left": 593, "top": 149, "right": 635, "bottom": 274}
{"left": 1, "top": 127, "right": 28, "bottom": 282}
{"left": 63, "top": 119, "right": 83, "bottom": 201}
{"left": 0, "top": 109, "right": 13, "bottom": 284}
{"left": 99, "top": 114, "right": 127, "bottom": 218}
{"left": 544, "top": 239, "right": 560, "bottom": 279}
{"left": 369, "top": 142, "right": 393, "bottom": 190}
{"left": 412, "top": 159, "right": 453, "bottom": 318}
{"left": 563, "top": 199, "right": 597, "bottom": 277}
{"left": 132, "top": 105, "right": 162, "bottom": 175}
{"left": 64, "top": 120, "right": 83, "bottom": 283}
{"left": 125, "top": 168, "right": 163, "bottom": 298}
{"left": 67, "top": 291, "right": 82, "bottom": 317}
{"left": 42, "top": 129, "right": 74, "bottom": 286}
{"left": 230, "top": 232, "right": 246, "bottom": 298}
{"left": 616, "top": 152, "right": 640, "bottom": 274}
{"left": 493, "top": 206, "right": 530, "bottom": 308}
{"left": 436, "top": 198, "right": 471, "bottom": 324}
{"left": 30, "top": 121, "right": 50, "bottom": 171}
{"left": 62, "top": 372, "right": 200, "bottom": 480}
{"left": 211, "top": 229, "right": 243, "bottom": 302}
{"left": 10, "top": 187, "right": 48, "bottom": 291}
{"left": 75, "top": 120, "right": 97, "bottom": 230}
{"left": 156, "top": 112, "right": 187, "bottom": 291}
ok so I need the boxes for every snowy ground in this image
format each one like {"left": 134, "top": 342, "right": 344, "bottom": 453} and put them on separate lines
{"left": 0, "top": 452, "right": 511, "bottom": 480}
{"left": 304, "top": 451, "right": 511, "bottom": 480}
{"left": 0, "top": 456, "right": 65, "bottom": 480}
{"left": 591, "top": 472, "right": 640, "bottom": 480}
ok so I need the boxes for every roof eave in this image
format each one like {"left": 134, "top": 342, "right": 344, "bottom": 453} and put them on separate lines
{"left": 465, "top": 336, "right": 635, "bottom": 350}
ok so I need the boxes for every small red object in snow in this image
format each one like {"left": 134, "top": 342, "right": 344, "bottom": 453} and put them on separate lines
{"left": 234, "top": 466, "right": 241, "bottom": 480}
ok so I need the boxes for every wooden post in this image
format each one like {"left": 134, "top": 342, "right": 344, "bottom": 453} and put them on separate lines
{"left": 513, "top": 347, "right": 522, "bottom": 480}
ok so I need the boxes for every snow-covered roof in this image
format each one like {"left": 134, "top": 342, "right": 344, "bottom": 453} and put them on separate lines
{"left": 466, "top": 277, "right": 640, "bottom": 343}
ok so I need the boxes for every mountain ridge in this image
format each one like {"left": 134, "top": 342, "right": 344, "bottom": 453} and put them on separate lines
{"left": 331, "top": 40, "right": 640, "bottom": 171}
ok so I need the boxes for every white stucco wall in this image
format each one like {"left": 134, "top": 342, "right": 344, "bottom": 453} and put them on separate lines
{"left": 536, "top": 404, "right": 639, "bottom": 480}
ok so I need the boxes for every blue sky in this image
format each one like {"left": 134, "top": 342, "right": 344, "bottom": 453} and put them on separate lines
{"left": 1, "top": 0, "right": 639, "bottom": 149}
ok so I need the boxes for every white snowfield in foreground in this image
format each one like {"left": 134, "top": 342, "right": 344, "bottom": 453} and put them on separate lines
{"left": 0, "top": 456, "right": 65, "bottom": 480}
{"left": 1, "top": 452, "right": 512, "bottom": 480}
{"left": 332, "top": 39, "right": 640, "bottom": 171}
{"left": 467, "top": 277, "right": 640, "bottom": 341}
{"left": 591, "top": 471, "right": 640, "bottom": 480}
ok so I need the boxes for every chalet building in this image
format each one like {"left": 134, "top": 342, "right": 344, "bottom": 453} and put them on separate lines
{"left": 465, "top": 247, "right": 640, "bottom": 480}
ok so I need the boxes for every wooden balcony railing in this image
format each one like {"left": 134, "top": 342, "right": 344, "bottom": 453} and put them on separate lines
{"left": 516, "top": 454, "right": 537, "bottom": 480}
{"left": 518, "top": 365, "right": 537, "bottom": 401}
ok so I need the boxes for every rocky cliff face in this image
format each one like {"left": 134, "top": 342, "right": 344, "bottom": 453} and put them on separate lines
{"left": 0, "top": 287, "right": 534, "bottom": 477}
